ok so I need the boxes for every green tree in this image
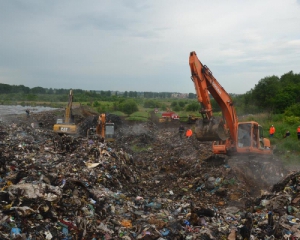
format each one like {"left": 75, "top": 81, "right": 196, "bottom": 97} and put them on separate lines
{"left": 93, "top": 101, "right": 100, "bottom": 107}
{"left": 173, "top": 105, "right": 181, "bottom": 112}
{"left": 178, "top": 101, "right": 186, "bottom": 108}
{"left": 0, "top": 84, "right": 12, "bottom": 93}
{"left": 120, "top": 99, "right": 138, "bottom": 115}
{"left": 129, "top": 91, "right": 137, "bottom": 98}
{"left": 144, "top": 99, "right": 160, "bottom": 108}
{"left": 188, "top": 93, "right": 196, "bottom": 99}
{"left": 284, "top": 103, "right": 300, "bottom": 117}
{"left": 26, "top": 94, "right": 38, "bottom": 101}
{"left": 31, "top": 87, "right": 46, "bottom": 94}
{"left": 251, "top": 76, "right": 280, "bottom": 112}
{"left": 273, "top": 90, "right": 296, "bottom": 114}
{"left": 186, "top": 102, "right": 200, "bottom": 111}
{"left": 171, "top": 101, "right": 178, "bottom": 108}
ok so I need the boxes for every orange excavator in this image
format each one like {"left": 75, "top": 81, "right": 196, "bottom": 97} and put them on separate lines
{"left": 189, "top": 51, "right": 271, "bottom": 155}
{"left": 87, "top": 113, "right": 115, "bottom": 141}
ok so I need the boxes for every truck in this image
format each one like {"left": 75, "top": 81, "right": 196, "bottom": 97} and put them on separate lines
{"left": 159, "top": 111, "right": 180, "bottom": 123}
{"left": 189, "top": 51, "right": 271, "bottom": 155}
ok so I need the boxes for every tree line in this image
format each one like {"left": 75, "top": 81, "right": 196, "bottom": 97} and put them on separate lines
{"left": 233, "top": 71, "right": 300, "bottom": 117}
{"left": 0, "top": 84, "right": 197, "bottom": 99}
{"left": 0, "top": 71, "right": 299, "bottom": 117}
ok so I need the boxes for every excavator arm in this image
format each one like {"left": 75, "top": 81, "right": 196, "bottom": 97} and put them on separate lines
{"left": 94, "top": 113, "right": 115, "bottom": 141}
{"left": 65, "top": 89, "right": 73, "bottom": 124}
{"left": 96, "top": 113, "right": 106, "bottom": 138}
{"left": 189, "top": 51, "right": 237, "bottom": 142}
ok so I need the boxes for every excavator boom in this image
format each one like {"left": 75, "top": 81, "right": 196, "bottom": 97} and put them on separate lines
{"left": 189, "top": 51, "right": 237, "bottom": 142}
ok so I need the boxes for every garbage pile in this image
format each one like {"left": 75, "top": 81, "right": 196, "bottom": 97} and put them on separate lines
{"left": 1, "top": 111, "right": 300, "bottom": 239}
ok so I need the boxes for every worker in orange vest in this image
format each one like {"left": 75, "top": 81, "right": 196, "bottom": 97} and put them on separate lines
{"left": 186, "top": 129, "right": 193, "bottom": 139}
{"left": 269, "top": 125, "right": 275, "bottom": 137}
{"left": 297, "top": 126, "right": 300, "bottom": 140}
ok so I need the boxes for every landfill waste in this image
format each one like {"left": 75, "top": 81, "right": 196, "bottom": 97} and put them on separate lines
{"left": 0, "top": 107, "right": 299, "bottom": 239}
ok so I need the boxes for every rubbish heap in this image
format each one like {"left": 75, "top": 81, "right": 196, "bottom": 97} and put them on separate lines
{"left": 1, "top": 111, "right": 300, "bottom": 239}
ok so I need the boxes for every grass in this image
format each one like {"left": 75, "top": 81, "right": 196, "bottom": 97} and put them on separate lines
{"left": 109, "top": 111, "right": 126, "bottom": 116}
{"left": 125, "top": 111, "right": 149, "bottom": 121}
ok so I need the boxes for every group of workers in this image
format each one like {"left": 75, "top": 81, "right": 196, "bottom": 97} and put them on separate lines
{"left": 179, "top": 124, "right": 300, "bottom": 140}
{"left": 270, "top": 125, "right": 300, "bottom": 140}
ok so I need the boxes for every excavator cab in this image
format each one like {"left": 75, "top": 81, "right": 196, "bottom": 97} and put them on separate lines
{"left": 53, "top": 118, "right": 77, "bottom": 135}
{"left": 105, "top": 122, "right": 115, "bottom": 141}
{"left": 236, "top": 122, "right": 271, "bottom": 153}
{"left": 212, "top": 122, "right": 271, "bottom": 155}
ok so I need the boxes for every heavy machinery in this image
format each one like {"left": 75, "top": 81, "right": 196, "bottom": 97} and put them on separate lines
{"left": 158, "top": 107, "right": 180, "bottom": 123}
{"left": 159, "top": 111, "right": 180, "bottom": 123}
{"left": 53, "top": 90, "right": 77, "bottom": 135}
{"left": 87, "top": 113, "right": 115, "bottom": 141}
{"left": 189, "top": 51, "right": 271, "bottom": 155}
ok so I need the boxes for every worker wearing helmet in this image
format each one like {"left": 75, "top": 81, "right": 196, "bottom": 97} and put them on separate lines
{"left": 269, "top": 125, "right": 275, "bottom": 137}
{"left": 297, "top": 126, "right": 300, "bottom": 140}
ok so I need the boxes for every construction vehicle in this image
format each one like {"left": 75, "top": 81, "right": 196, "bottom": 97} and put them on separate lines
{"left": 53, "top": 90, "right": 77, "bottom": 135}
{"left": 158, "top": 108, "right": 180, "bottom": 123}
{"left": 159, "top": 111, "right": 180, "bottom": 123}
{"left": 87, "top": 113, "right": 115, "bottom": 141}
{"left": 189, "top": 51, "right": 271, "bottom": 155}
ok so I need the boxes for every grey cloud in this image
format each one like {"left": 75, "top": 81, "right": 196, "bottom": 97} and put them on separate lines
{"left": 1, "top": 0, "right": 300, "bottom": 94}
{"left": 66, "top": 14, "right": 131, "bottom": 32}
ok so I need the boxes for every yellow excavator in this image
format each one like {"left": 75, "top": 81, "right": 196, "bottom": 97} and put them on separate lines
{"left": 53, "top": 90, "right": 77, "bottom": 135}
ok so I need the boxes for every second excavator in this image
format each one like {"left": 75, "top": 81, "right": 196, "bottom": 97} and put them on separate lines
{"left": 87, "top": 113, "right": 115, "bottom": 141}
{"left": 189, "top": 51, "right": 271, "bottom": 155}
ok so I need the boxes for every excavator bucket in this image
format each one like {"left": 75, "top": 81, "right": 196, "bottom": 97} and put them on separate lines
{"left": 194, "top": 118, "right": 229, "bottom": 141}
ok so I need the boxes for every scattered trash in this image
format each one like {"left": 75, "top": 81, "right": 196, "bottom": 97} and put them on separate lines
{"left": 0, "top": 108, "right": 297, "bottom": 239}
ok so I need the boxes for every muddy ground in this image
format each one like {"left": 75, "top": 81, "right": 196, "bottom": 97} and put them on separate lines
{"left": 0, "top": 107, "right": 299, "bottom": 239}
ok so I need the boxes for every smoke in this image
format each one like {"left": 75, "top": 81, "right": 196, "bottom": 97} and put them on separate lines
{"left": 227, "top": 155, "right": 288, "bottom": 196}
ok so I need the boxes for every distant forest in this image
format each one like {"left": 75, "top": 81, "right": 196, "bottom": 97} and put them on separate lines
{"left": 0, "top": 84, "right": 196, "bottom": 100}
{"left": 0, "top": 71, "right": 300, "bottom": 116}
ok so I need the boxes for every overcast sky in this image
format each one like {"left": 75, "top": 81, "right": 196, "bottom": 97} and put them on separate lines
{"left": 0, "top": 0, "right": 299, "bottom": 94}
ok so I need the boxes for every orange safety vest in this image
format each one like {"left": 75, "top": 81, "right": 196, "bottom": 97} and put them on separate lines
{"left": 269, "top": 126, "right": 275, "bottom": 134}
{"left": 186, "top": 129, "right": 193, "bottom": 137}
{"left": 297, "top": 127, "right": 300, "bottom": 134}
